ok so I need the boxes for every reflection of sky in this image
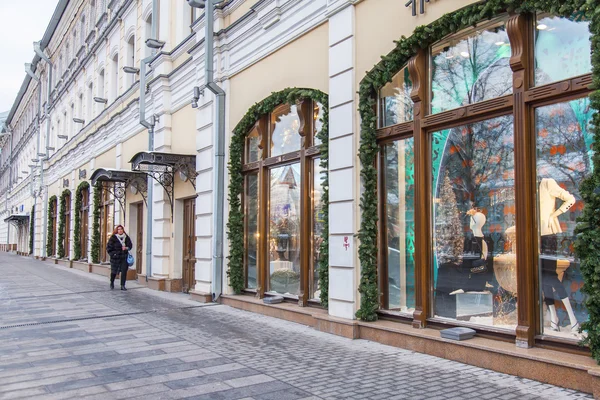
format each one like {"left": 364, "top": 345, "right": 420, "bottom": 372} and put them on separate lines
{"left": 535, "top": 16, "right": 591, "bottom": 85}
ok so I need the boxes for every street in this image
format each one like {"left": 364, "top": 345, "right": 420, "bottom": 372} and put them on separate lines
{"left": 0, "top": 252, "right": 592, "bottom": 400}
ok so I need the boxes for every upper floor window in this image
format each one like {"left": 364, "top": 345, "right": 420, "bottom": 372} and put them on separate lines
{"left": 110, "top": 53, "right": 119, "bottom": 101}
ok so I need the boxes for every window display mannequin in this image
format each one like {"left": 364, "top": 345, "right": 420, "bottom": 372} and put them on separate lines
{"left": 539, "top": 178, "right": 579, "bottom": 334}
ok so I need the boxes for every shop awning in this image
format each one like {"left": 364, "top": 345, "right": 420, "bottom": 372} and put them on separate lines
{"left": 4, "top": 214, "right": 29, "bottom": 227}
{"left": 90, "top": 168, "right": 147, "bottom": 186}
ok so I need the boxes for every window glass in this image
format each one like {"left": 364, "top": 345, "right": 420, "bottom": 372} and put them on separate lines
{"left": 246, "top": 126, "right": 261, "bottom": 163}
{"left": 431, "top": 20, "right": 512, "bottom": 114}
{"left": 314, "top": 102, "right": 324, "bottom": 147}
{"left": 268, "top": 163, "right": 301, "bottom": 296}
{"left": 271, "top": 105, "right": 301, "bottom": 157}
{"left": 384, "top": 138, "right": 415, "bottom": 312}
{"left": 245, "top": 173, "right": 259, "bottom": 289}
{"left": 536, "top": 97, "right": 594, "bottom": 339}
{"left": 310, "top": 158, "right": 326, "bottom": 300}
{"left": 535, "top": 14, "right": 591, "bottom": 86}
{"left": 379, "top": 66, "right": 413, "bottom": 127}
{"left": 432, "top": 115, "right": 517, "bottom": 329}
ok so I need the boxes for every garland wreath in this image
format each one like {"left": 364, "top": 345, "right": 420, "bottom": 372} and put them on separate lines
{"left": 73, "top": 181, "right": 90, "bottom": 260}
{"left": 356, "top": 0, "right": 600, "bottom": 337}
{"left": 90, "top": 182, "right": 102, "bottom": 264}
{"left": 29, "top": 205, "right": 35, "bottom": 255}
{"left": 46, "top": 195, "right": 57, "bottom": 257}
{"left": 57, "top": 189, "right": 71, "bottom": 259}
{"left": 227, "top": 88, "right": 330, "bottom": 307}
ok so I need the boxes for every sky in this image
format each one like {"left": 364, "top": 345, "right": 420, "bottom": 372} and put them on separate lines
{"left": 0, "top": 0, "right": 60, "bottom": 113}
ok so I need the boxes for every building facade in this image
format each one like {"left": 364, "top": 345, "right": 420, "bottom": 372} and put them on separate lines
{"left": 1, "top": 0, "right": 598, "bottom": 393}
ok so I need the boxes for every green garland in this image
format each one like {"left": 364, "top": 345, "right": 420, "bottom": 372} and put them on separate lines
{"left": 227, "top": 88, "right": 330, "bottom": 307}
{"left": 73, "top": 181, "right": 90, "bottom": 260}
{"left": 46, "top": 195, "right": 57, "bottom": 256}
{"left": 29, "top": 205, "right": 35, "bottom": 255}
{"left": 90, "top": 182, "right": 102, "bottom": 264}
{"left": 356, "top": 0, "right": 598, "bottom": 323}
{"left": 57, "top": 189, "right": 70, "bottom": 259}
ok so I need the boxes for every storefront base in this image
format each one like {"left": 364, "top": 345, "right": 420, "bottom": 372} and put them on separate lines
{"left": 220, "top": 294, "right": 600, "bottom": 396}
{"left": 189, "top": 290, "right": 212, "bottom": 303}
{"left": 165, "top": 279, "right": 182, "bottom": 293}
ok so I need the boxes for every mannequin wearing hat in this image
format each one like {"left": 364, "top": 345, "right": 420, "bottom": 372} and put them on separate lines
{"left": 539, "top": 178, "right": 578, "bottom": 334}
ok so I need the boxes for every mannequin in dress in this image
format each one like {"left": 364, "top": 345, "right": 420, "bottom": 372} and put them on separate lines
{"left": 539, "top": 177, "right": 578, "bottom": 334}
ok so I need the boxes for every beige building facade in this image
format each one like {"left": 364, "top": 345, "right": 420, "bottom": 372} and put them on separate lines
{"left": 1, "top": 0, "right": 599, "bottom": 394}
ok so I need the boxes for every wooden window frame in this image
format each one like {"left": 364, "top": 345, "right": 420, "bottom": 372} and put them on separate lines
{"left": 241, "top": 99, "right": 323, "bottom": 306}
{"left": 375, "top": 13, "right": 593, "bottom": 349}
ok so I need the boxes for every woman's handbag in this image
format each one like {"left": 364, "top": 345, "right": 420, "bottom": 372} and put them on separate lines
{"left": 470, "top": 258, "right": 487, "bottom": 274}
{"left": 127, "top": 252, "right": 134, "bottom": 267}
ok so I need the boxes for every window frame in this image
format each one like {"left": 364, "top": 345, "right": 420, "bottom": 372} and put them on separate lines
{"left": 374, "top": 12, "right": 593, "bottom": 347}
{"left": 241, "top": 99, "right": 324, "bottom": 306}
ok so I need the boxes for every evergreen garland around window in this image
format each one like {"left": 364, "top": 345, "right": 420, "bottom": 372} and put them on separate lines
{"left": 227, "top": 88, "right": 330, "bottom": 307}
{"left": 356, "top": 0, "right": 600, "bottom": 336}
{"left": 90, "top": 182, "right": 102, "bottom": 264}
{"left": 46, "top": 195, "right": 57, "bottom": 257}
{"left": 57, "top": 189, "right": 70, "bottom": 259}
{"left": 73, "top": 181, "right": 90, "bottom": 260}
{"left": 29, "top": 205, "right": 35, "bottom": 255}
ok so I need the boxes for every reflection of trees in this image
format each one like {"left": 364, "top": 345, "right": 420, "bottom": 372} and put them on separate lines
{"left": 432, "top": 29, "right": 512, "bottom": 111}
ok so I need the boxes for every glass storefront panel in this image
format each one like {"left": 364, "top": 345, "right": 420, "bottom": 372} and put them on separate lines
{"left": 383, "top": 138, "right": 415, "bottom": 312}
{"left": 268, "top": 163, "right": 301, "bottom": 296}
{"left": 311, "top": 158, "right": 326, "bottom": 300}
{"left": 379, "top": 66, "right": 413, "bottom": 127}
{"left": 535, "top": 14, "right": 592, "bottom": 86}
{"left": 432, "top": 115, "right": 517, "bottom": 329}
{"left": 536, "top": 98, "right": 594, "bottom": 339}
{"left": 246, "top": 126, "right": 261, "bottom": 163}
{"left": 270, "top": 105, "right": 301, "bottom": 157}
{"left": 245, "top": 173, "right": 259, "bottom": 289}
{"left": 431, "top": 19, "right": 512, "bottom": 114}
{"left": 314, "top": 102, "right": 324, "bottom": 147}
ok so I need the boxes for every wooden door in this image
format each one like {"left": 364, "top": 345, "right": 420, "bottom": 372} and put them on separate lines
{"left": 64, "top": 195, "right": 71, "bottom": 259}
{"left": 81, "top": 189, "right": 89, "bottom": 260}
{"left": 136, "top": 203, "right": 143, "bottom": 274}
{"left": 182, "top": 198, "right": 196, "bottom": 293}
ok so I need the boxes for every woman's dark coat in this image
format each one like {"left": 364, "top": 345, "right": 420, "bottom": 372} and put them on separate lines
{"left": 106, "top": 234, "right": 133, "bottom": 274}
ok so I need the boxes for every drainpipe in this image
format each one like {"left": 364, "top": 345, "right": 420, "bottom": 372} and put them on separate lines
{"left": 6, "top": 126, "right": 13, "bottom": 248}
{"left": 33, "top": 41, "right": 53, "bottom": 259}
{"left": 140, "top": 0, "right": 160, "bottom": 281}
{"left": 203, "top": 0, "right": 225, "bottom": 302}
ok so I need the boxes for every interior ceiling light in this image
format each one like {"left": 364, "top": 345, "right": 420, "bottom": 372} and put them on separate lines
{"left": 537, "top": 24, "right": 548, "bottom": 30}
{"left": 460, "top": 51, "right": 470, "bottom": 58}
{"left": 495, "top": 41, "right": 505, "bottom": 46}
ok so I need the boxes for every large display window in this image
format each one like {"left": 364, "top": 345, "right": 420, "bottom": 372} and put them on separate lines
{"left": 242, "top": 100, "right": 325, "bottom": 304}
{"left": 373, "top": 12, "right": 593, "bottom": 345}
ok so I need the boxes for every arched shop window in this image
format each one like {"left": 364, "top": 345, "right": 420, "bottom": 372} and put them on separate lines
{"left": 375, "top": 13, "right": 592, "bottom": 340}
{"left": 243, "top": 100, "right": 326, "bottom": 304}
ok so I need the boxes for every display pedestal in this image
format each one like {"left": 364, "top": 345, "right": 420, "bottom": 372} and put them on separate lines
{"left": 456, "top": 292, "right": 493, "bottom": 320}
{"left": 270, "top": 260, "right": 293, "bottom": 276}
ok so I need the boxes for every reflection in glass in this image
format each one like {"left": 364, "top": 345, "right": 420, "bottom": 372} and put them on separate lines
{"left": 245, "top": 173, "right": 259, "bottom": 289}
{"left": 535, "top": 14, "right": 591, "bottom": 86}
{"left": 536, "top": 98, "right": 594, "bottom": 339}
{"left": 379, "top": 67, "right": 413, "bottom": 127}
{"left": 431, "top": 20, "right": 512, "bottom": 114}
{"left": 311, "top": 159, "right": 326, "bottom": 300}
{"left": 271, "top": 105, "right": 301, "bottom": 157}
{"left": 384, "top": 139, "right": 415, "bottom": 312}
{"left": 431, "top": 115, "right": 517, "bottom": 329}
{"left": 314, "top": 102, "right": 324, "bottom": 147}
{"left": 269, "top": 164, "right": 301, "bottom": 296}
{"left": 246, "top": 126, "right": 261, "bottom": 163}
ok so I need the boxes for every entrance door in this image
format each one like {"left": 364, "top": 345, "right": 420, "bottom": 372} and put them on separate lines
{"left": 136, "top": 203, "right": 143, "bottom": 274}
{"left": 182, "top": 198, "right": 196, "bottom": 293}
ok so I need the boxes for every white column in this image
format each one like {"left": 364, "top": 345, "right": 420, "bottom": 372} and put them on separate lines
{"left": 88, "top": 159, "right": 95, "bottom": 260}
{"left": 114, "top": 142, "right": 123, "bottom": 226}
{"left": 69, "top": 172, "right": 76, "bottom": 259}
{"left": 327, "top": 1, "right": 358, "bottom": 320}
{"left": 193, "top": 89, "right": 215, "bottom": 295}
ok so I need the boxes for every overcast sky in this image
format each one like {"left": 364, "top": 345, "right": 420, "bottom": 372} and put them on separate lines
{"left": 0, "top": 0, "right": 60, "bottom": 113}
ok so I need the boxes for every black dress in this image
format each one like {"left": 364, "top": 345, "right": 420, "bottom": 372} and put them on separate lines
{"left": 106, "top": 234, "right": 133, "bottom": 286}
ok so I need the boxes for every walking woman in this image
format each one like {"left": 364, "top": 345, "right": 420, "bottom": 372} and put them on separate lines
{"left": 106, "top": 225, "right": 133, "bottom": 290}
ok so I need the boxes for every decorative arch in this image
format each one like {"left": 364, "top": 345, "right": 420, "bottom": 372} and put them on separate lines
{"left": 142, "top": 4, "right": 153, "bottom": 24}
{"left": 355, "top": 0, "right": 600, "bottom": 356}
{"left": 125, "top": 26, "right": 136, "bottom": 44}
{"left": 227, "top": 88, "right": 329, "bottom": 306}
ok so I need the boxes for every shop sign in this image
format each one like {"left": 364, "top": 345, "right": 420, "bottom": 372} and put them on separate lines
{"left": 405, "top": 0, "right": 432, "bottom": 16}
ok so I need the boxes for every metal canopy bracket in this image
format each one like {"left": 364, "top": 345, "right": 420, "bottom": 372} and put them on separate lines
{"left": 129, "top": 152, "right": 198, "bottom": 220}
{"left": 4, "top": 214, "right": 29, "bottom": 228}
{"left": 90, "top": 169, "right": 150, "bottom": 215}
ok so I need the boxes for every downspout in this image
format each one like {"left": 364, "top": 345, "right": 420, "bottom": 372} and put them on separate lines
{"left": 140, "top": 0, "right": 159, "bottom": 281}
{"left": 204, "top": 0, "right": 225, "bottom": 302}
{"left": 6, "top": 126, "right": 13, "bottom": 248}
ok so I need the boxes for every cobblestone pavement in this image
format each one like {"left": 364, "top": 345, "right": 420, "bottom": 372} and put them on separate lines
{"left": 0, "top": 253, "right": 592, "bottom": 400}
